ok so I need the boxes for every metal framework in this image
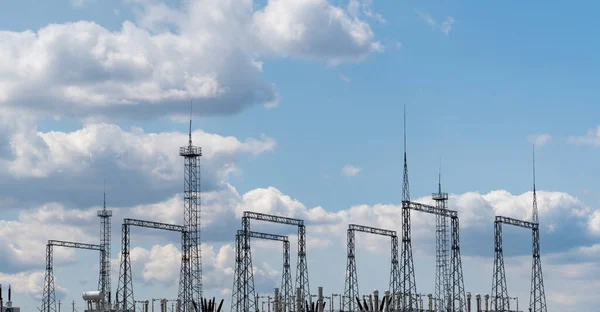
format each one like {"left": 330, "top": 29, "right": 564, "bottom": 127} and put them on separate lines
{"left": 231, "top": 211, "right": 309, "bottom": 312}
{"left": 97, "top": 191, "right": 112, "bottom": 307}
{"left": 179, "top": 104, "right": 203, "bottom": 311}
{"left": 399, "top": 108, "right": 465, "bottom": 311}
{"left": 492, "top": 148, "right": 547, "bottom": 312}
{"left": 41, "top": 240, "right": 104, "bottom": 312}
{"left": 400, "top": 106, "right": 418, "bottom": 312}
{"left": 432, "top": 176, "right": 450, "bottom": 312}
{"left": 490, "top": 216, "right": 547, "bottom": 312}
{"left": 116, "top": 218, "right": 185, "bottom": 311}
{"left": 234, "top": 230, "right": 292, "bottom": 312}
{"left": 343, "top": 224, "right": 399, "bottom": 312}
{"left": 404, "top": 202, "right": 465, "bottom": 312}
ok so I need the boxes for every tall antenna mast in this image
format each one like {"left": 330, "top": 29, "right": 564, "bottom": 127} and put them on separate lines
{"left": 402, "top": 105, "right": 410, "bottom": 202}
{"left": 189, "top": 99, "right": 193, "bottom": 146}
{"left": 438, "top": 156, "right": 442, "bottom": 195}
{"left": 532, "top": 144, "right": 538, "bottom": 224}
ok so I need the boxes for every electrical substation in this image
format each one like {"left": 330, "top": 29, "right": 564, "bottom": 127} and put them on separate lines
{"left": 19, "top": 109, "right": 550, "bottom": 312}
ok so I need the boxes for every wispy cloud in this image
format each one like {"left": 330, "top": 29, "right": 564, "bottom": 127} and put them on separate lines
{"left": 342, "top": 165, "right": 362, "bottom": 177}
{"left": 416, "top": 10, "right": 437, "bottom": 30}
{"left": 528, "top": 133, "right": 552, "bottom": 147}
{"left": 440, "top": 17, "right": 455, "bottom": 35}
{"left": 416, "top": 10, "right": 455, "bottom": 35}
{"left": 339, "top": 74, "right": 351, "bottom": 84}
{"left": 568, "top": 126, "right": 600, "bottom": 146}
{"left": 348, "top": 0, "right": 386, "bottom": 24}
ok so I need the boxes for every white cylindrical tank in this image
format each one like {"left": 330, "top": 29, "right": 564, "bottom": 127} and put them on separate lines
{"left": 82, "top": 290, "right": 103, "bottom": 301}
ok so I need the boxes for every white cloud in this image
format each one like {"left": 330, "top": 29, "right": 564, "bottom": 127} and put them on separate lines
{"left": 0, "top": 205, "right": 97, "bottom": 271}
{"left": 416, "top": 10, "right": 455, "bottom": 35}
{"left": 528, "top": 133, "right": 552, "bottom": 146}
{"left": 342, "top": 165, "right": 361, "bottom": 176}
{"left": 568, "top": 125, "right": 600, "bottom": 146}
{"left": 2, "top": 123, "right": 275, "bottom": 187}
{"left": 0, "top": 0, "right": 380, "bottom": 119}
{"left": 2, "top": 183, "right": 600, "bottom": 310}
{"left": 0, "top": 271, "right": 67, "bottom": 300}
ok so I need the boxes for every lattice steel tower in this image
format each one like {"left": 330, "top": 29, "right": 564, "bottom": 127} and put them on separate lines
{"left": 529, "top": 147, "right": 547, "bottom": 312}
{"left": 432, "top": 170, "right": 450, "bottom": 312}
{"left": 98, "top": 189, "right": 112, "bottom": 307}
{"left": 178, "top": 103, "right": 203, "bottom": 311}
{"left": 400, "top": 106, "right": 418, "bottom": 311}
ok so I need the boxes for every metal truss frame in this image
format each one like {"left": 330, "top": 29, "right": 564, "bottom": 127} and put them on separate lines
{"left": 234, "top": 230, "right": 292, "bottom": 312}
{"left": 42, "top": 240, "right": 104, "bottom": 312}
{"left": 116, "top": 218, "right": 185, "bottom": 311}
{"left": 232, "top": 211, "right": 309, "bottom": 312}
{"left": 343, "top": 224, "right": 399, "bottom": 312}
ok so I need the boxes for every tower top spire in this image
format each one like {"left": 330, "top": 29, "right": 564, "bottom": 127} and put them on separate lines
{"left": 402, "top": 104, "right": 410, "bottom": 202}
{"left": 438, "top": 156, "right": 442, "bottom": 195}
{"left": 532, "top": 144, "right": 539, "bottom": 223}
{"left": 189, "top": 99, "right": 193, "bottom": 146}
{"left": 103, "top": 179, "right": 106, "bottom": 210}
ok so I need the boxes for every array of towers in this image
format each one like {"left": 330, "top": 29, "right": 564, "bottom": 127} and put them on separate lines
{"left": 36, "top": 107, "right": 548, "bottom": 312}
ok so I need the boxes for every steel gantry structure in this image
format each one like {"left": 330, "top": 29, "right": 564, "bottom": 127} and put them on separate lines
{"left": 402, "top": 201, "right": 466, "bottom": 312}
{"left": 490, "top": 150, "right": 547, "bottom": 312}
{"left": 116, "top": 218, "right": 185, "bottom": 312}
{"left": 343, "top": 224, "right": 400, "bottom": 312}
{"left": 179, "top": 102, "right": 203, "bottom": 308}
{"left": 97, "top": 190, "right": 113, "bottom": 307}
{"left": 42, "top": 240, "right": 104, "bottom": 312}
{"left": 231, "top": 211, "right": 310, "bottom": 312}
{"left": 233, "top": 230, "right": 292, "bottom": 312}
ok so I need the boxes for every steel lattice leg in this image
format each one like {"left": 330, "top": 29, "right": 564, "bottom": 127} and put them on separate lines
{"left": 491, "top": 221, "right": 509, "bottom": 312}
{"left": 529, "top": 228, "right": 547, "bottom": 312}
{"left": 344, "top": 229, "right": 358, "bottom": 312}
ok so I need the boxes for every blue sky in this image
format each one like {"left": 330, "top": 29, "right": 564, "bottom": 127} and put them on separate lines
{"left": 0, "top": 0, "right": 599, "bottom": 311}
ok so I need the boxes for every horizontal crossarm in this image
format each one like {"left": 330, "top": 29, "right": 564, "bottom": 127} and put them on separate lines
{"left": 237, "top": 230, "right": 288, "bottom": 242}
{"left": 124, "top": 218, "right": 184, "bottom": 232}
{"left": 243, "top": 211, "right": 304, "bottom": 226}
{"left": 48, "top": 240, "right": 103, "bottom": 251}
{"left": 495, "top": 216, "right": 538, "bottom": 230}
{"left": 404, "top": 201, "right": 458, "bottom": 218}
{"left": 349, "top": 224, "right": 396, "bottom": 237}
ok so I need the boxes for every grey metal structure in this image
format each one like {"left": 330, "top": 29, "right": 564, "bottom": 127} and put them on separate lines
{"left": 432, "top": 174, "right": 451, "bottom": 312}
{"left": 116, "top": 218, "right": 185, "bottom": 311}
{"left": 529, "top": 150, "right": 547, "bottom": 312}
{"left": 231, "top": 211, "right": 309, "bottom": 312}
{"left": 404, "top": 202, "right": 466, "bottom": 312}
{"left": 400, "top": 106, "right": 418, "bottom": 311}
{"left": 491, "top": 150, "right": 547, "bottom": 312}
{"left": 234, "top": 230, "right": 292, "bottom": 312}
{"left": 400, "top": 108, "right": 465, "bottom": 311}
{"left": 343, "top": 224, "right": 399, "bottom": 312}
{"left": 179, "top": 102, "right": 203, "bottom": 311}
{"left": 97, "top": 190, "right": 112, "bottom": 307}
{"left": 41, "top": 240, "right": 104, "bottom": 312}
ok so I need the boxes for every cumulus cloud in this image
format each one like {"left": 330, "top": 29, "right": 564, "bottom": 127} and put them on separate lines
{"left": 0, "top": 0, "right": 381, "bottom": 119}
{"left": 0, "top": 121, "right": 274, "bottom": 208}
{"left": 2, "top": 183, "right": 600, "bottom": 310}
{"left": 568, "top": 125, "right": 600, "bottom": 146}
{"left": 0, "top": 271, "right": 67, "bottom": 300}
{"left": 342, "top": 165, "right": 361, "bottom": 177}
{"left": 0, "top": 204, "right": 97, "bottom": 272}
